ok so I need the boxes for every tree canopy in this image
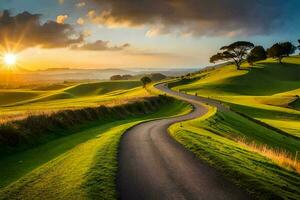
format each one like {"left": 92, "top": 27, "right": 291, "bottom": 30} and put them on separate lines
{"left": 210, "top": 41, "right": 254, "bottom": 70}
{"left": 110, "top": 75, "right": 122, "bottom": 80}
{"left": 140, "top": 76, "right": 152, "bottom": 87}
{"left": 110, "top": 74, "right": 133, "bottom": 80}
{"left": 247, "top": 46, "right": 267, "bottom": 65}
{"left": 267, "top": 42, "right": 296, "bottom": 64}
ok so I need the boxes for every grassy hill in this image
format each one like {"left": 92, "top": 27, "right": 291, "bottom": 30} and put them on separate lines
{"left": 0, "top": 80, "right": 149, "bottom": 123}
{"left": 63, "top": 81, "right": 142, "bottom": 97}
{"left": 174, "top": 56, "right": 300, "bottom": 96}
{"left": 167, "top": 57, "right": 300, "bottom": 199}
{"left": 172, "top": 56, "right": 300, "bottom": 138}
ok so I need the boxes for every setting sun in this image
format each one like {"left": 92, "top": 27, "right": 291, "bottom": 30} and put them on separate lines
{"left": 4, "top": 53, "right": 17, "bottom": 66}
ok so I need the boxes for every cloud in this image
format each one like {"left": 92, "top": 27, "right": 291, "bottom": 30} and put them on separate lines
{"left": 0, "top": 10, "right": 83, "bottom": 51}
{"left": 77, "top": 17, "right": 85, "bottom": 25}
{"left": 86, "top": 0, "right": 287, "bottom": 37}
{"left": 56, "top": 15, "right": 68, "bottom": 24}
{"left": 71, "top": 40, "right": 130, "bottom": 51}
{"left": 76, "top": 2, "right": 86, "bottom": 8}
{"left": 87, "top": 10, "right": 136, "bottom": 28}
{"left": 83, "top": 29, "right": 92, "bottom": 37}
{"left": 58, "top": 0, "right": 64, "bottom": 5}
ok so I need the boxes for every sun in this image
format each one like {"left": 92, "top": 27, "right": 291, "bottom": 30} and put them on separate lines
{"left": 4, "top": 53, "right": 17, "bottom": 66}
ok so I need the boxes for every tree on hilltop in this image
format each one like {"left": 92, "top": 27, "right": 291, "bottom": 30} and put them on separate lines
{"left": 110, "top": 75, "right": 122, "bottom": 80}
{"left": 141, "top": 76, "right": 152, "bottom": 87}
{"left": 247, "top": 46, "right": 267, "bottom": 66}
{"left": 210, "top": 41, "right": 254, "bottom": 70}
{"left": 267, "top": 42, "right": 296, "bottom": 64}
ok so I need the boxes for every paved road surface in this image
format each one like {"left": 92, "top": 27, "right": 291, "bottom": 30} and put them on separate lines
{"left": 117, "top": 84, "right": 251, "bottom": 200}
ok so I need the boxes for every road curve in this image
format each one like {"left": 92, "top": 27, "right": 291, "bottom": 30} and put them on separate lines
{"left": 117, "top": 84, "right": 251, "bottom": 200}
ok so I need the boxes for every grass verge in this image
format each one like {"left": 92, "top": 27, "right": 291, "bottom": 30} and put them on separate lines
{"left": 169, "top": 108, "right": 300, "bottom": 199}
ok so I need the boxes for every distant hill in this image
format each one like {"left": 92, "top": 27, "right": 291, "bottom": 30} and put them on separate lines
{"left": 0, "top": 66, "right": 198, "bottom": 86}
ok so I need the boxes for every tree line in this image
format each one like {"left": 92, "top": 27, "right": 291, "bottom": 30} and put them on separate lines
{"left": 210, "top": 39, "right": 300, "bottom": 70}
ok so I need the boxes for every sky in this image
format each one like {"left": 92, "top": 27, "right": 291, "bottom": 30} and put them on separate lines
{"left": 0, "top": 0, "right": 299, "bottom": 70}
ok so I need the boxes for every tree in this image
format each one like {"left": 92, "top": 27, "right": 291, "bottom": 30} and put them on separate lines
{"left": 247, "top": 46, "right": 267, "bottom": 66}
{"left": 150, "top": 73, "right": 167, "bottom": 81}
{"left": 267, "top": 42, "right": 296, "bottom": 64}
{"left": 110, "top": 75, "right": 122, "bottom": 80}
{"left": 140, "top": 76, "right": 151, "bottom": 87}
{"left": 210, "top": 41, "right": 254, "bottom": 70}
{"left": 122, "top": 74, "right": 133, "bottom": 80}
{"left": 281, "top": 42, "right": 296, "bottom": 56}
{"left": 298, "top": 39, "right": 300, "bottom": 52}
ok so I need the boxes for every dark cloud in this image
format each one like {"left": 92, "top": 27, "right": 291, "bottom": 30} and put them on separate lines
{"left": 71, "top": 40, "right": 130, "bottom": 51}
{"left": 87, "top": 0, "right": 287, "bottom": 36}
{"left": 0, "top": 10, "right": 83, "bottom": 51}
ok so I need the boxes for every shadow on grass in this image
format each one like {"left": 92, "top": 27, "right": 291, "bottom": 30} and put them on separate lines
{"left": 199, "top": 62, "right": 300, "bottom": 96}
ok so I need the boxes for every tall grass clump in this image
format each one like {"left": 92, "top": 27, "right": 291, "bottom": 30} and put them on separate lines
{"left": 236, "top": 138, "right": 300, "bottom": 174}
{"left": 0, "top": 95, "right": 172, "bottom": 155}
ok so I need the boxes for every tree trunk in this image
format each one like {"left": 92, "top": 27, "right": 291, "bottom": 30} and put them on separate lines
{"left": 279, "top": 57, "right": 283, "bottom": 64}
{"left": 234, "top": 60, "right": 241, "bottom": 70}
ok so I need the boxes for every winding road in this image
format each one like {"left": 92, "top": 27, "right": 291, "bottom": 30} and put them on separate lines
{"left": 117, "top": 84, "right": 251, "bottom": 200}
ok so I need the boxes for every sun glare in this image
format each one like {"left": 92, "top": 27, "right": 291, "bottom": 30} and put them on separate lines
{"left": 4, "top": 53, "right": 17, "bottom": 66}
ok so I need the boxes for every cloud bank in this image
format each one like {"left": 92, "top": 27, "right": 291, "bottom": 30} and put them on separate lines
{"left": 87, "top": 0, "right": 286, "bottom": 36}
{"left": 71, "top": 40, "right": 130, "bottom": 51}
{"left": 0, "top": 10, "right": 83, "bottom": 51}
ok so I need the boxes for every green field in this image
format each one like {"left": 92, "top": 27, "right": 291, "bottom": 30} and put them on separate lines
{"left": 172, "top": 56, "right": 300, "bottom": 138}
{"left": 0, "top": 97, "right": 191, "bottom": 199}
{"left": 0, "top": 80, "right": 149, "bottom": 122}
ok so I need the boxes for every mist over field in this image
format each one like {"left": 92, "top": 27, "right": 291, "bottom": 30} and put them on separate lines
{"left": 0, "top": 67, "right": 197, "bottom": 84}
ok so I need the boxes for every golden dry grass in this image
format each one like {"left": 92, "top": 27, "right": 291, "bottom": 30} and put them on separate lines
{"left": 0, "top": 95, "right": 153, "bottom": 124}
{"left": 236, "top": 138, "right": 300, "bottom": 174}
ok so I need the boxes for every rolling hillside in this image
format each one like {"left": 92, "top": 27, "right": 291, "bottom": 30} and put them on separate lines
{"left": 0, "top": 80, "right": 149, "bottom": 122}
{"left": 167, "top": 56, "right": 300, "bottom": 199}
{"left": 172, "top": 56, "right": 300, "bottom": 138}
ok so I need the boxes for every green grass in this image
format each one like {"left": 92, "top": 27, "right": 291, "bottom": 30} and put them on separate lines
{"left": 172, "top": 56, "right": 300, "bottom": 138}
{"left": 174, "top": 57, "right": 300, "bottom": 96}
{"left": 0, "top": 100, "right": 191, "bottom": 199}
{"left": 196, "top": 110, "right": 300, "bottom": 154}
{"left": 290, "top": 98, "right": 300, "bottom": 110}
{"left": 228, "top": 102, "right": 300, "bottom": 138}
{"left": 169, "top": 109, "right": 300, "bottom": 199}
{"left": 0, "top": 90, "right": 42, "bottom": 105}
{"left": 63, "top": 81, "right": 141, "bottom": 97}
{"left": 0, "top": 80, "right": 149, "bottom": 121}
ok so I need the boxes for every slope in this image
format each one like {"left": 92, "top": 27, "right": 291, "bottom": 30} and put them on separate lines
{"left": 172, "top": 56, "right": 300, "bottom": 137}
